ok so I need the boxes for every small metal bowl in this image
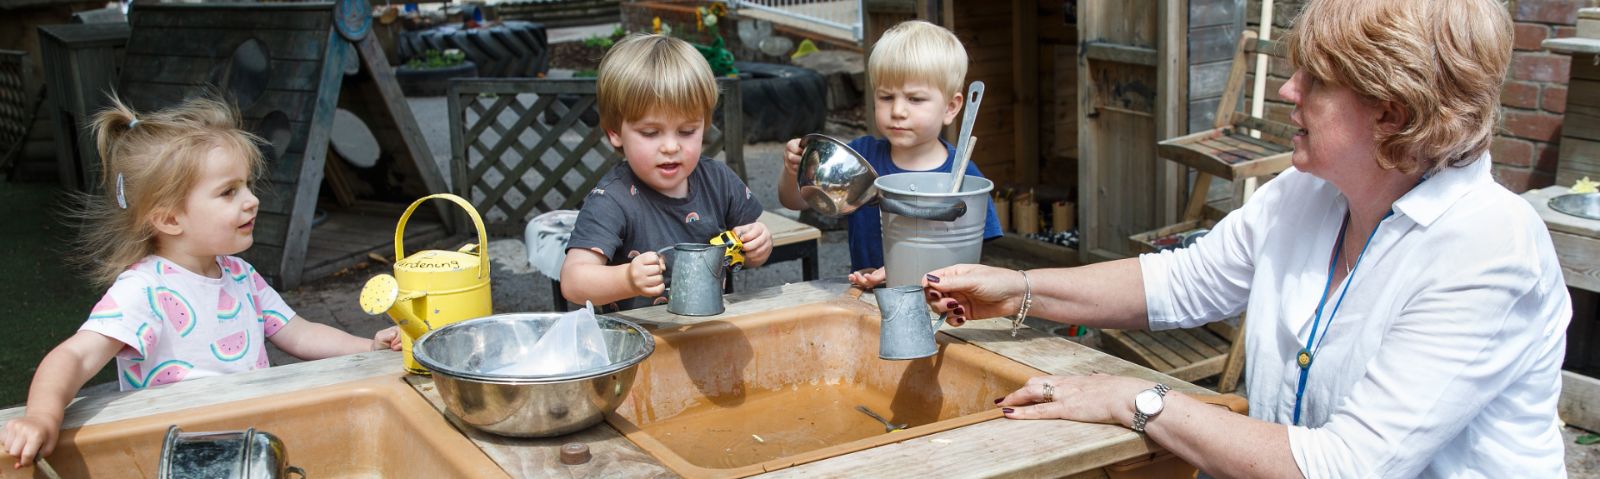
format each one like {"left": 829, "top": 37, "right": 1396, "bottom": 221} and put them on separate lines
{"left": 413, "top": 313, "right": 655, "bottom": 437}
{"left": 797, "top": 133, "right": 878, "bottom": 216}
{"left": 1550, "top": 192, "right": 1600, "bottom": 220}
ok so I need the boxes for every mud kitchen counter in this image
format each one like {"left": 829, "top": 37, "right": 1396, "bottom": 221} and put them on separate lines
{"left": 0, "top": 279, "right": 1211, "bottom": 478}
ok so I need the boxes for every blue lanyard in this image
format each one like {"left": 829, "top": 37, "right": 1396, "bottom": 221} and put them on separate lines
{"left": 1292, "top": 209, "right": 1391, "bottom": 426}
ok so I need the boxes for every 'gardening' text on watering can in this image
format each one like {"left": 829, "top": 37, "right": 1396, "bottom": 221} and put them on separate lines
{"left": 360, "top": 194, "right": 493, "bottom": 374}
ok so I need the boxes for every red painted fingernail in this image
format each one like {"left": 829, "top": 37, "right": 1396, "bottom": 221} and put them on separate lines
{"left": 926, "top": 274, "right": 940, "bottom": 283}
{"left": 953, "top": 306, "right": 966, "bottom": 316}
{"left": 1002, "top": 408, "right": 1014, "bottom": 414}
{"left": 994, "top": 397, "right": 1004, "bottom": 404}
{"left": 954, "top": 317, "right": 966, "bottom": 326}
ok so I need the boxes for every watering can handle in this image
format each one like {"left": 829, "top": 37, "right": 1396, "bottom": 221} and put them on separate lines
{"left": 395, "top": 193, "right": 491, "bottom": 280}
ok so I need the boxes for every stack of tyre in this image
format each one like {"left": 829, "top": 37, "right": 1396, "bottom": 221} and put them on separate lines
{"left": 732, "top": 62, "right": 827, "bottom": 143}
{"left": 395, "top": 20, "right": 550, "bottom": 95}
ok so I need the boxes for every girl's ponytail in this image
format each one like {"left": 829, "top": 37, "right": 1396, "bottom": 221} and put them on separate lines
{"left": 89, "top": 94, "right": 140, "bottom": 198}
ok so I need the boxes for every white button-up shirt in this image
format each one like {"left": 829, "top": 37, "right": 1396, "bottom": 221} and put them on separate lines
{"left": 1141, "top": 155, "right": 1570, "bottom": 478}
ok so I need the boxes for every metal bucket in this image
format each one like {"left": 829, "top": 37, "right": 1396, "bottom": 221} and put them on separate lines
{"left": 158, "top": 425, "right": 304, "bottom": 479}
{"left": 876, "top": 172, "right": 994, "bottom": 288}
{"left": 664, "top": 243, "right": 725, "bottom": 316}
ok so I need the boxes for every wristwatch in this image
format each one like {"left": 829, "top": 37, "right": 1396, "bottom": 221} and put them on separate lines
{"left": 1132, "top": 383, "right": 1170, "bottom": 433}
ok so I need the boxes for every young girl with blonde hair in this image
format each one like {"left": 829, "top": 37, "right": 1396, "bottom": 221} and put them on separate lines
{"left": 0, "top": 95, "right": 401, "bottom": 469}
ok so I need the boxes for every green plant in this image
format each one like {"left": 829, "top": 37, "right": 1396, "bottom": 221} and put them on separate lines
{"left": 583, "top": 33, "right": 614, "bottom": 50}
{"left": 404, "top": 49, "right": 467, "bottom": 69}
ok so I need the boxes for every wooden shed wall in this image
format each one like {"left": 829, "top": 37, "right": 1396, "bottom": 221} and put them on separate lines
{"left": 121, "top": 5, "right": 336, "bottom": 283}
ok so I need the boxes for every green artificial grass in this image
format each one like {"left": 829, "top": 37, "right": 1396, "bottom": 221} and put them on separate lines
{"left": 0, "top": 181, "right": 114, "bottom": 408}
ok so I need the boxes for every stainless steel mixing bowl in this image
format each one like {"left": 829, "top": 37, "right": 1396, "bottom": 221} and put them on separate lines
{"left": 1550, "top": 192, "right": 1600, "bottom": 220}
{"left": 797, "top": 133, "right": 879, "bottom": 216}
{"left": 412, "top": 313, "right": 655, "bottom": 437}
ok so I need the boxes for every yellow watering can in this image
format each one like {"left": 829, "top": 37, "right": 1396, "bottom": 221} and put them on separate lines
{"left": 360, "top": 194, "right": 492, "bottom": 374}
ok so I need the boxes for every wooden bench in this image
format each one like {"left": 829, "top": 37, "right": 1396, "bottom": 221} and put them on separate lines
{"left": 1101, "top": 321, "right": 1245, "bottom": 391}
{"left": 757, "top": 210, "right": 822, "bottom": 281}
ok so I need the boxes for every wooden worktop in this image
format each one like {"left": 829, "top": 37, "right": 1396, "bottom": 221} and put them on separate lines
{"left": 0, "top": 279, "right": 1205, "bottom": 478}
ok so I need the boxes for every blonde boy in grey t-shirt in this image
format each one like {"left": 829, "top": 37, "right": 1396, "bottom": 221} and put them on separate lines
{"left": 560, "top": 34, "right": 773, "bottom": 310}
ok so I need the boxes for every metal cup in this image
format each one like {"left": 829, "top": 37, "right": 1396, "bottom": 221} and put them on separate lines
{"left": 158, "top": 425, "right": 304, "bottom": 479}
{"left": 874, "top": 285, "right": 945, "bottom": 360}
{"left": 663, "top": 243, "right": 725, "bottom": 316}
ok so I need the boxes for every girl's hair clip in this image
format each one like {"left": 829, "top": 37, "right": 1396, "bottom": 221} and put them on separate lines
{"left": 128, "top": 118, "right": 140, "bottom": 129}
{"left": 116, "top": 173, "right": 128, "bottom": 209}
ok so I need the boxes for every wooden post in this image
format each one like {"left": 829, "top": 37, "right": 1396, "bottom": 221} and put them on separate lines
{"left": 279, "top": 31, "right": 352, "bottom": 289}
{"left": 1012, "top": 0, "right": 1039, "bottom": 186}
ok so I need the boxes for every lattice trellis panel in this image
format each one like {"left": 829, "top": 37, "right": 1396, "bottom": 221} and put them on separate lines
{"left": 448, "top": 78, "right": 745, "bottom": 234}
{"left": 0, "top": 49, "right": 33, "bottom": 170}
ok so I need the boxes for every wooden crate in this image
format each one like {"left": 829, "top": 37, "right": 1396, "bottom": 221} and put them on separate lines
{"left": 1127, "top": 218, "right": 1217, "bottom": 255}
{"left": 36, "top": 22, "right": 127, "bottom": 191}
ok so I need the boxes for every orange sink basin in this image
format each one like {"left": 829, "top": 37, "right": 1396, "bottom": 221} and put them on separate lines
{"left": 4, "top": 376, "right": 506, "bottom": 479}
{"left": 606, "top": 300, "right": 1045, "bottom": 478}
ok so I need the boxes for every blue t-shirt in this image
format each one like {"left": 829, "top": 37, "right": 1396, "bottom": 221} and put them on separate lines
{"left": 845, "top": 136, "right": 1004, "bottom": 271}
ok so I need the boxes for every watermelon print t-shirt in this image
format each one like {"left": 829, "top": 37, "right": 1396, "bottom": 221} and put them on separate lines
{"left": 80, "top": 255, "right": 295, "bottom": 391}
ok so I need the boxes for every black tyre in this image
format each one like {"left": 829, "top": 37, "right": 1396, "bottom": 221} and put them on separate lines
{"left": 470, "top": 29, "right": 515, "bottom": 77}
{"left": 448, "top": 30, "right": 495, "bottom": 77}
{"left": 733, "top": 62, "right": 828, "bottom": 143}
{"left": 504, "top": 21, "right": 550, "bottom": 75}
{"left": 396, "top": 61, "right": 479, "bottom": 97}
{"left": 399, "top": 23, "right": 549, "bottom": 78}
{"left": 488, "top": 26, "right": 533, "bottom": 77}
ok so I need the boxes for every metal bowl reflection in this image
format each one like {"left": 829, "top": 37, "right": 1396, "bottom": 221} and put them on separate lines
{"left": 1550, "top": 193, "right": 1600, "bottom": 221}
{"left": 412, "top": 313, "right": 654, "bottom": 437}
{"left": 797, "top": 133, "right": 878, "bottom": 216}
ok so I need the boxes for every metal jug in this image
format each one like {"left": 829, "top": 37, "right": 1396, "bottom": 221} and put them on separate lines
{"left": 664, "top": 243, "right": 726, "bottom": 316}
{"left": 360, "top": 194, "right": 493, "bottom": 374}
{"left": 874, "top": 285, "right": 945, "bottom": 360}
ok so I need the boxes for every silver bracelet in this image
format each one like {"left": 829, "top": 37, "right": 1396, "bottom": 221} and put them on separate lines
{"left": 1011, "top": 270, "right": 1033, "bottom": 337}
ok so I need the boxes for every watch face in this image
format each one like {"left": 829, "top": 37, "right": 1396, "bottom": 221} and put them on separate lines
{"left": 1136, "top": 389, "right": 1165, "bottom": 415}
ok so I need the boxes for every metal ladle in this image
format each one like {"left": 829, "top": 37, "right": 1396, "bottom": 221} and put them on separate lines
{"left": 856, "top": 405, "right": 907, "bottom": 433}
{"left": 948, "top": 81, "right": 985, "bottom": 193}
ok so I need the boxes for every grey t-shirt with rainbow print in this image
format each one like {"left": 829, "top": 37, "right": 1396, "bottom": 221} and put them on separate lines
{"left": 566, "top": 159, "right": 763, "bottom": 311}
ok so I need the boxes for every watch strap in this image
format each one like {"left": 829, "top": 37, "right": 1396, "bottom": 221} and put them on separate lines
{"left": 1132, "top": 383, "right": 1170, "bottom": 433}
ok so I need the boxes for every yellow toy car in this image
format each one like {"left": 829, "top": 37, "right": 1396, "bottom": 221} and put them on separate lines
{"left": 708, "top": 230, "right": 746, "bottom": 270}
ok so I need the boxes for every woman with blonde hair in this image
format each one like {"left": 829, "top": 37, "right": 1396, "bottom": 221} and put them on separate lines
{"left": 924, "top": 0, "right": 1569, "bottom": 476}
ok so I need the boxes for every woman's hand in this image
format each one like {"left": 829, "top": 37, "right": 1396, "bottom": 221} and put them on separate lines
{"left": 922, "top": 264, "right": 1028, "bottom": 323}
{"left": 1, "top": 413, "right": 60, "bottom": 469}
{"left": 371, "top": 326, "right": 402, "bottom": 351}
{"left": 995, "top": 374, "right": 1150, "bottom": 428}
{"left": 628, "top": 251, "right": 667, "bottom": 298}
{"left": 734, "top": 222, "right": 772, "bottom": 267}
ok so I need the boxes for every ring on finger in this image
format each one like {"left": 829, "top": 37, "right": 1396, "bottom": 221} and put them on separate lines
{"left": 1042, "top": 382, "right": 1055, "bottom": 403}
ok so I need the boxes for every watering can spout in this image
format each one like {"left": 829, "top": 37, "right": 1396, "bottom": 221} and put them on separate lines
{"left": 361, "top": 274, "right": 432, "bottom": 339}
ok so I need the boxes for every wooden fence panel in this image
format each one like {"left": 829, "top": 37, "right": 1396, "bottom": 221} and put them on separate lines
{"left": 448, "top": 77, "right": 746, "bottom": 235}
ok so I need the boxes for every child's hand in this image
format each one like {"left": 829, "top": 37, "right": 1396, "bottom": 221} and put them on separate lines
{"left": 783, "top": 138, "right": 804, "bottom": 176}
{"left": 734, "top": 222, "right": 772, "bottom": 267}
{"left": 848, "top": 268, "right": 887, "bottom": 289}
{"left": 372, "top": 326, "right": 403, "bottom": 351}
{"left": 628, "top": 251, "right": 667, "bottom": 298}
{"left": 2, "top": 414, "right": 60, "bottom": 469}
